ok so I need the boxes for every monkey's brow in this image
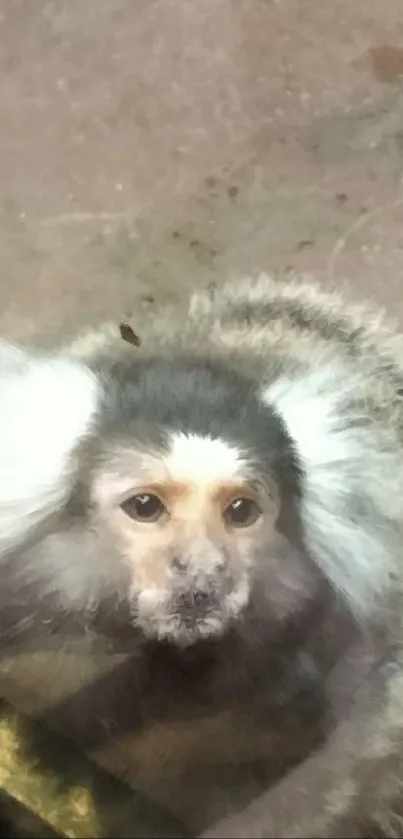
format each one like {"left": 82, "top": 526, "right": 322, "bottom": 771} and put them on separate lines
{"left": 242, "top": 476, "right": 271, "bottom": 495}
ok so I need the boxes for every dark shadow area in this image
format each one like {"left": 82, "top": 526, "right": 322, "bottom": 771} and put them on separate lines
{"left": 0, "top": 791, "right": 61, "bottom": 838}
{"left": 0, "top": 700, "right": 188, "bottom": 838}
{"left": 19, "top": 590, "right": 358, "bottom": 834}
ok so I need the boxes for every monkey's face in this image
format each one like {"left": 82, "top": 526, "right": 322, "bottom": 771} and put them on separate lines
{"left": 94, "top": 432, "right": 280, "bottom": 646}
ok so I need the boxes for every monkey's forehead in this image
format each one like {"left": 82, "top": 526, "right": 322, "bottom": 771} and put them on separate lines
{"left": 94, "top": 432, "right": 261, "bottom": 494}
{"left": 86, "top": 356, "right": 302, "bottom": 496}
{"left": 96, "top": 355, "right": 288, "bottom": 453}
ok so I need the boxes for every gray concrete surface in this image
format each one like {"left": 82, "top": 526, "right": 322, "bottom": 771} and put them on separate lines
{"left": 1, "top": 0, "right": 403, "bottom": 833}
{"left": 1, "top": 0, "right": 403, "bottom": 347}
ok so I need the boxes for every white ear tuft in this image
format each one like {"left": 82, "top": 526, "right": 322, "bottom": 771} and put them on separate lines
{"left": 0, "top": 342, "right": 99, "bottom": 556}
{"left": 263, "top": 364, "right": 400, "bottom": 617}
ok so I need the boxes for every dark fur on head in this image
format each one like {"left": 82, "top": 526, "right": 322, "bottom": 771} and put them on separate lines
{"left": 96, "top": 356, "right": 303, "bottom": 497}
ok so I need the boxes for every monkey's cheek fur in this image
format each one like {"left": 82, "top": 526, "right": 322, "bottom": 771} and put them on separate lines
{"left": 131, "top": 578, "right": 251, "bottom": 647}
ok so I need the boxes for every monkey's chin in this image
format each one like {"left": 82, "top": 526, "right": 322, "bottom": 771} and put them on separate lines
{"left": 135, "top": 586, "right": 250, "bottom": 648}
{"left": 155, "top": 614, "right": 230, "bottom": 648}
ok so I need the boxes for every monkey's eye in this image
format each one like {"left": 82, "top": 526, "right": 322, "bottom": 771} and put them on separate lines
{"left": 121, "top": 493, "right": 165, "bottom": 522}
{"left": 224, "top": 498, "right": 262, "bottom": 529}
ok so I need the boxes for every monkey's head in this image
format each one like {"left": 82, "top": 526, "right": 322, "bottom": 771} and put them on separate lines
{"left": 79, "top": 356, "right": 308, "bottom": 647}
{"left": 8, "top": 340, "right": 390, "bottom": 650}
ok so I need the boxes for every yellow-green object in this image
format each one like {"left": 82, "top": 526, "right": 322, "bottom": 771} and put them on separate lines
{"left": 0, "top": 700, "right": 188, "bottom": 838}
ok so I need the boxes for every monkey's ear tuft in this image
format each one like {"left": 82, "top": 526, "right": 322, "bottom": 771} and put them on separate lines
{"left": 119, "top": 323, "right": 141, "bottom": 347}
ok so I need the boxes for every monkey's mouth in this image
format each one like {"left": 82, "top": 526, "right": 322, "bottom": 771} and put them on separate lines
{"left": 135, "top": 581, "right": 250, "bottom": 647}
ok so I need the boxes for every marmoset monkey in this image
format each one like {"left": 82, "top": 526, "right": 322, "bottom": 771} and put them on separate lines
{"left": 1, "top": 273, "right": 403, "bottom": 837}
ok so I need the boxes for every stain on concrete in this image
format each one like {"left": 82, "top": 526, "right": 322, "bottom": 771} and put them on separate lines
{"left": 370, "top": 45, "right": 403, "bottom": 84}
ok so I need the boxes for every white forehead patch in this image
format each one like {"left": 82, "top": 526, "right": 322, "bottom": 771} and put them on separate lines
{"left": 165, "top": 432, "right": 245, "bottom": 485}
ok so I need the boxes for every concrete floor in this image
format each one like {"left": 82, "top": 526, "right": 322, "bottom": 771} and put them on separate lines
{"left": 2, "top": 0, "right": 403, "bottom": 833}
{"left": 1, "top": 0, "right": 403, "bottom": 347}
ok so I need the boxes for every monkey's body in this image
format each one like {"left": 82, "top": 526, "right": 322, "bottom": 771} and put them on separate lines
{"left": 2, "top": 274, "right": 403, "bottom": 837}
